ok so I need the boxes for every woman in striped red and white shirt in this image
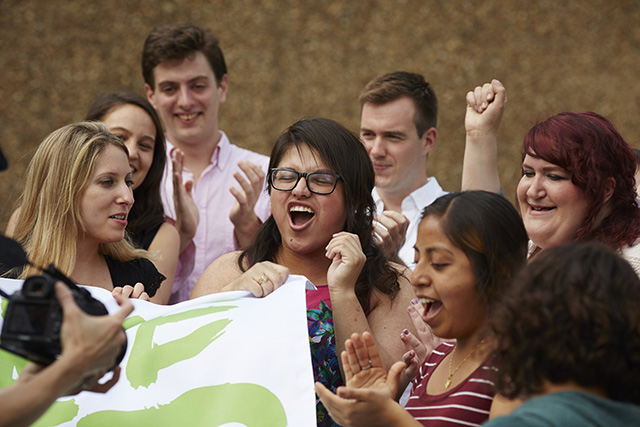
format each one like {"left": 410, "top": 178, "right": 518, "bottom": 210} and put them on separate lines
{"left": 316, "top": 191, "right": 528, "bottom": 426}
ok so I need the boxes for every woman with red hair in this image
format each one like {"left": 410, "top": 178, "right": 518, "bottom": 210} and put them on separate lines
{"left": 464, "top": 82, "right": 640, "bottom": 273}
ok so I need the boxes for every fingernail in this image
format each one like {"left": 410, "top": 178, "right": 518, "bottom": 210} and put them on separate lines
{"left": 411, "top": 299, "right": 420, "bottom": 305}
{"left": 403, "top": 329, "right": 409, "bottom": 335}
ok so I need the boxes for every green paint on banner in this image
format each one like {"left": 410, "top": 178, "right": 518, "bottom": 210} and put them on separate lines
{"left": 0, "top": 349, "right": 27, "bottom": 388}
{"left": 0, "top": 300, "right": 257, "bottom": 426}
{"left": 31, "top": 398, "right": 79, "bottom": 427}
{"left": 123, "top": 314, "right": 144, "bottom": 330}
{"left": 0, "top": 296, "right": 78, "bottom": 427}
{"left": 0, "top": 348, "right": 79, "bottom": 427}
{"left": 126, "top": 305, "right": 236, "bottom": 389}
{"left": 0, "top": 297, "right": 28, "bottom": 388}
{"left": 77, "top": 382, "right": 287, "bottom": 427}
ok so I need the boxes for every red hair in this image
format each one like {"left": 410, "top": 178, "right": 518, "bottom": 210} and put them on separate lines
{"left": 522, "top": 112, "right": 640, "bottom": 250}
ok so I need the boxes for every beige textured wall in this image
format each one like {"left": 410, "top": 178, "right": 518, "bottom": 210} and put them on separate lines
{"left": 1, "top": 0, "right": 639, "bottom": 231}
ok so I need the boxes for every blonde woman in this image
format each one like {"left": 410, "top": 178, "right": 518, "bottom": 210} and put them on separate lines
{"left": 2, "top": 122, "right": 165, "bottom": 302}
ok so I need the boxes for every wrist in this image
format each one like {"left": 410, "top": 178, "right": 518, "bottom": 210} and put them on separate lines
{"left": 465, "top": 129, "right": 498, "bottom": 141}
{"left": 232, "top": 214, "right": 261, "bottom": 233}
{"left": 327, "top": 285, "right": 358, "bottom": 300}
{"left": 49, "top": 355, "right": 86, "bottom": 386}
{"left": 178, "top": 225, "right": 196, "bottom": 240}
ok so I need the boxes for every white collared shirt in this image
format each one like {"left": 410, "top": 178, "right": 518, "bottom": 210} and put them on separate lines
{"left": 373, "top": 177, "right": 448, "bottom": 268}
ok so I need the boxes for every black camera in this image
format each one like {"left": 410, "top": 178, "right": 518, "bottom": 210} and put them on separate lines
{"left": 0, "top": 236, "right": 127, "bottom": 369}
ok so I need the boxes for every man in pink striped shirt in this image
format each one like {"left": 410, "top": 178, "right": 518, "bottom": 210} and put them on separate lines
{"left": 142, "top": 24, "right": 270, "bottom": 303}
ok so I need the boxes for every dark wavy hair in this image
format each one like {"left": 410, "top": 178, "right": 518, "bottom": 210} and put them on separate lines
{"left": 421, "top": 191, "right": 528, "bottom": 309}
{"left": 239, "top": 118, "right": 400, "bottom": 311}
{"left": 522, "top": 111, "right": 640, "bottom": 250}
{"left": 492, "top": 242, "right": 640, "bottom": 404}
{"left": 85, "top": 91, "right": 166, "bottom": 240}
{"left": 359, "top": 71, "right": 438, "bottom": 137}
{"left": 142, "top": 24, "right": 227, "bottom": 88}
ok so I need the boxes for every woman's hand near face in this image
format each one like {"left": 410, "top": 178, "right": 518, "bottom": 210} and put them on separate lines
{"left": 399, "top": 299, "right": 444, "bottom": 382}
{"left": 326, "top": 232, "right": 366, "bottom": 293}
{"left": 221, "top": 261, "right": 289, "bottom": 298}
{"left": 112, "top": 283, "right": 150, "bottom": 301}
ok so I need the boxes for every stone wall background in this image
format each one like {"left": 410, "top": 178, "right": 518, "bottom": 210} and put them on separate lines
{"left": 1, "top": 0, "right": 639, "bottom": 231}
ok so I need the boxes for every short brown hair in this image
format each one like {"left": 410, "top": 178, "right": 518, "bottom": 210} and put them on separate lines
{"left": 359, "top": 71, "right": 438, "bottom": 137}
{"left": 142, "top": 24, "right": 227, "bottom": 88}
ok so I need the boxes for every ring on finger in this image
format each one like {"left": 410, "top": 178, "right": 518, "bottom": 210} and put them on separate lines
{"left": 256, "top": 275, "right": 268, "bottom": 286}
{"left": 360, "top": 361, "right": 373, "bottom": 370}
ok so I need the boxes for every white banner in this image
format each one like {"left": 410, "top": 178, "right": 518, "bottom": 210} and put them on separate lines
{"left": 0, "top": 275, "right": 316, "bottom": 426}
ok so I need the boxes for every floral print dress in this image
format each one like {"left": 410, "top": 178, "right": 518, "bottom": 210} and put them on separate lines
{"left": 307, "top": 285, "right": 343, "bottom": 427}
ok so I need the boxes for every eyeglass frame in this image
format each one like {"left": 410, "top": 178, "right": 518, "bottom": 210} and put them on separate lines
{"left": 268, "top": 167, "right": 343, "bottom": 195}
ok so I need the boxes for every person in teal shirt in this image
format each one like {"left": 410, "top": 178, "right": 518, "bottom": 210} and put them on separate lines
{"left": 486, "top": 242, "right": 640, "bottom": 426}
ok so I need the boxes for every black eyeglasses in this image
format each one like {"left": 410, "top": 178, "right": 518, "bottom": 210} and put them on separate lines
{"left": 269, "top": 168, "right": 342, "bottom": 195}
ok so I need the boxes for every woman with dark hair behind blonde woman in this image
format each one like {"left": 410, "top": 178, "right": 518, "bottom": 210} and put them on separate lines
{"left": 1, "top": 122, "right": 166, "bottom": 302}
{"left": 85, "top": 91, "right": 173, "bottom": 252}
{"left": 485, "top": 242, "right": 640, "bottom": 426}
{"left": 85, "top": 91, "right": 188, "bottom": 304}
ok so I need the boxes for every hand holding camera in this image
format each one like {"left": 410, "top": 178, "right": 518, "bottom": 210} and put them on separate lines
{"left": 0, "top": 235, "right": 131, "bottom": 374}
{"left": 56, "top": 281, "right": 133, "bottom": 392}
{"left": 0, "top": 236, "right": 134, "bottom": 427}
{"left": 12, "top": 283, "right": 132, "bottom": 395}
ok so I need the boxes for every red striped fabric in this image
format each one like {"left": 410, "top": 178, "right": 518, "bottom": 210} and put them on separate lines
{"left": 405, "top": 342, "right": 497, "bottom": 426}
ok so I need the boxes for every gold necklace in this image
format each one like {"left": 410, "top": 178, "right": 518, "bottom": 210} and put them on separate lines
{"left": 445, "top": 339, "right": 485, "bottom": 389}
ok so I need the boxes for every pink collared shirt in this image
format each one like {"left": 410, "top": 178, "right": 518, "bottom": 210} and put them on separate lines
{"left": 160, "top": 131, "right": 271, "bottom": 303}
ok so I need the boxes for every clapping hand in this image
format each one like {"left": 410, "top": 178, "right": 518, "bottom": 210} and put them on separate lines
{"left": 315, "top": 332, "right": 408, "bottom": 426}
{"left": 373, "top": 211, "right": 409, "bottom": 265}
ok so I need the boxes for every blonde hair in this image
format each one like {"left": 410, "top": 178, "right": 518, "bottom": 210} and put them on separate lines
{"left": 12, "top": 121, "right": 148, "bottom": 279}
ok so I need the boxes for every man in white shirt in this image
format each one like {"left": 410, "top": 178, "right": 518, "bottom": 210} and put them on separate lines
{"left": 359, "top": 72, "right": 447, "bottom": 267}
{"left": 142, "top": 25, "right": 270, "bottom": 303}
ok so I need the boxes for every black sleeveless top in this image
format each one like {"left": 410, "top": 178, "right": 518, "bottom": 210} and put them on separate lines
{"left": 104, "top": 255, "right": 165, "bottom": 297}
{"left": 129, "top": 222, "right": 163, "bottom": 251}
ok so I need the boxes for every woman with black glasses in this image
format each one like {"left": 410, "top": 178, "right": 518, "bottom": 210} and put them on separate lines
{"left": 191, "top": 118, "right": 419, "bottom": 427}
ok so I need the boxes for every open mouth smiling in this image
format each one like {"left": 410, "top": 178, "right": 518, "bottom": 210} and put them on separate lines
{"left": 289, "top": 205, "right": 315, "bottom": 228}
{"left": 418, "top": 297, "right": 443, "bottom": 321}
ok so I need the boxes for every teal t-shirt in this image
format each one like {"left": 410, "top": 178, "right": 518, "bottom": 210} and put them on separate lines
{"left": 484, "top": 391, "right": 640, "bottom": 427}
